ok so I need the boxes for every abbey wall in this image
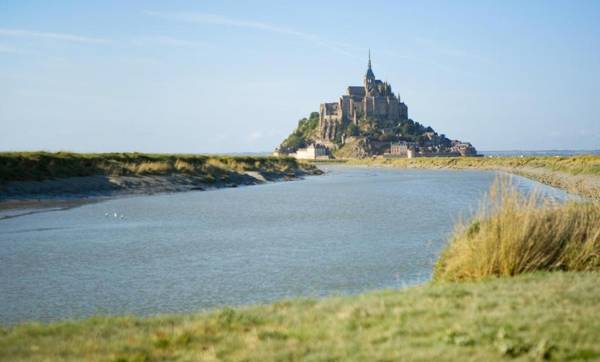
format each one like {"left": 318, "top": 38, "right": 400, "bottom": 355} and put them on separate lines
{"left": 319, "top": 55, "right": 408, "bottom": 141}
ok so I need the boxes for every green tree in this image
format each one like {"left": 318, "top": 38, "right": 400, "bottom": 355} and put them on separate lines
{"left": 278, "top": 112, "right": 320, "bottom": 153}
{"left": 346, "top": 123, "right": 359, "bottom": 136}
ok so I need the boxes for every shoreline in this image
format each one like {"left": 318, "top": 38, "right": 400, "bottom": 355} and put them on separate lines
{"left": 0, "top": 152, "right": 324, "bottom": 218}
{"left": 0, "top": 170, "right": 320, "bottom": 219}
{"left": 0, "top": 198, "right": 103, "bottom": 220}
{"left": 4, "top": 156, "right": 596, "bottom": 218}
{"left": 322, "top": 156, "right": 600, "bottom": 200}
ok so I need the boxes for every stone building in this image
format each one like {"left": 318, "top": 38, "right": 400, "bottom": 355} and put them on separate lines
{"left": 319, "top": 52, "right": 408, "bottom": 141}
{"left": 386, "top": 142, "right": 417, "bottom": 158}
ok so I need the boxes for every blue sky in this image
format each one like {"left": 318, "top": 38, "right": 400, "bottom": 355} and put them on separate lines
{"left": 1, "top": 0, "right": 599, "bottom": 152}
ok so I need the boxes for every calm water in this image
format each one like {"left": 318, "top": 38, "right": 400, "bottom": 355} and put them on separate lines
{"left": 0, "top": 166, "right": 570, "bottom": 324}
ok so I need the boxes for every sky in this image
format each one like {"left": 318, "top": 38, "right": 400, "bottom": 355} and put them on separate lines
{"left": 0, "top": 0, "right": 599, "bottom": 153}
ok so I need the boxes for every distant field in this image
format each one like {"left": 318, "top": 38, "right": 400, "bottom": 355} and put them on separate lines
{"left": 480, "top": 150, "right": 600, "bottom": 157}
{"left": 343, "top": 155, "right": 600, "bottom": 175}
{"left": 0, "top": 152, "right": 315, "bottom": 183}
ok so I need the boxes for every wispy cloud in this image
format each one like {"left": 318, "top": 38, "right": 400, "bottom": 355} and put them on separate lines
{"left": 130, "top": 35, "right": 205, "bottom": 48}
{"left": 0, "top": 44, "right": 22, "bottom": 53}
{"left": 143, "top": 10, "right": 358, "bottom": 57}
{"left": 0, "top": 28, "right": 206, "bottom": 55}
{"left": 144, "top": 10, "right": 308, "bottom": 37}
{"left": 0, "top": 28, "right": 109, "bottom": 44}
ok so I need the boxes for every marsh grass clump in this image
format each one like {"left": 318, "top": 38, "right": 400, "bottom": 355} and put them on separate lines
{"left": 434, "top": 179, "right": 600, "bottom": 281}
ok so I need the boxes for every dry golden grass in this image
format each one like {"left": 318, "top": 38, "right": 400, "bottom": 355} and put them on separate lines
{"left": 434, "top": 179, "right": 600, "bottom": 281}
{"left": 126, "top": 161, "right": 172, "bottom": 174}
{"left": 343, "top": 155, "right": 600, "bottom": 176}
{"left": 173, "top": 159, "right": 195, "bottom": 173}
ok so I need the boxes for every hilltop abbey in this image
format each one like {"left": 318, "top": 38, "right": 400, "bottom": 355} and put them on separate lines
{"left": 277, "top": 51, "right": 478, "bottom": 159}
{"left": 319, "top": 51, "right": 408, "bottom": 141}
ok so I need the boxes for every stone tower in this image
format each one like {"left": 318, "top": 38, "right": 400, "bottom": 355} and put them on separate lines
{"left": 318, "top": 51, "right": 409, "bottom": 142}
{"left": 364, "top": 49, "right": 377, "bottom": 96}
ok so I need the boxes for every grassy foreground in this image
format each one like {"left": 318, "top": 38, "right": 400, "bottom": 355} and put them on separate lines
{"left": 0, "top": 152, "right": 318, "bottom": 183}
{"left": 342, "top": 155, "right": 600, "bottom": 199}
{"left": 0, "top": 272, "right": 598, "bottom": 361}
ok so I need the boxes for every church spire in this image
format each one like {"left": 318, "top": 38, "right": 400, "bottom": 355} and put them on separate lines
{"left": 365, "top": 49, "right": 375, "bottom": 80}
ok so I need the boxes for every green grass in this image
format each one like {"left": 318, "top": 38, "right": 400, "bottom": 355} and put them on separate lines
{"left": 0, "top": 152, "right": 318, "bottom": 183}
{"left": 1, "top": 272, "right": 598, "bottom": 361}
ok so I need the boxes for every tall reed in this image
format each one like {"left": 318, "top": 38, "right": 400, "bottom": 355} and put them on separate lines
{"left": 434, "top": 178, "right": 600, "bottom": 281}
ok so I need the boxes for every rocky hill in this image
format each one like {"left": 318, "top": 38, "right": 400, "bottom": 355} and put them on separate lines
{"left": 278, "top": 111, "right": 475, "bottom": 158}
{"left": 277, "top": 55, "right": 477, "bottom": 158}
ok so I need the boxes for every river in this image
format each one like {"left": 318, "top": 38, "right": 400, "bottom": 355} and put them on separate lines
{"left": 0, "top": 166, "right": 570, "bottom": 323}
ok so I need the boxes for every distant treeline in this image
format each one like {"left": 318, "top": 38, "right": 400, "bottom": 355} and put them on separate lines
{"left": 0, "top": 152, "right": 312, "bottom": 183}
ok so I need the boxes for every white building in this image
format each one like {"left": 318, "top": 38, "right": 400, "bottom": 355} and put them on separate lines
{"left": 293, "top": 144, "right": 329, "bottom": 160}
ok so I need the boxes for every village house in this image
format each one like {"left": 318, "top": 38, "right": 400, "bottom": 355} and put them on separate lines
{"left": 385, "top": 142, "right": 417, "bottom": 158}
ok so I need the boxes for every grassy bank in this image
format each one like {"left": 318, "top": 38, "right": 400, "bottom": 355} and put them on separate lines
{"left": 342, "top": 155, "right": 600, "bottom": 199}
{"left": 343, "top": 154, "right": 600, "bottom": 175}
{"left": 1, "top": 272, "right": 598, "bottom": 361}
{"left": 0, "top": 152, "right": 319, "bottom": 183}
{"left": 435, "top": 180, "right": 600, "bottom": 281}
